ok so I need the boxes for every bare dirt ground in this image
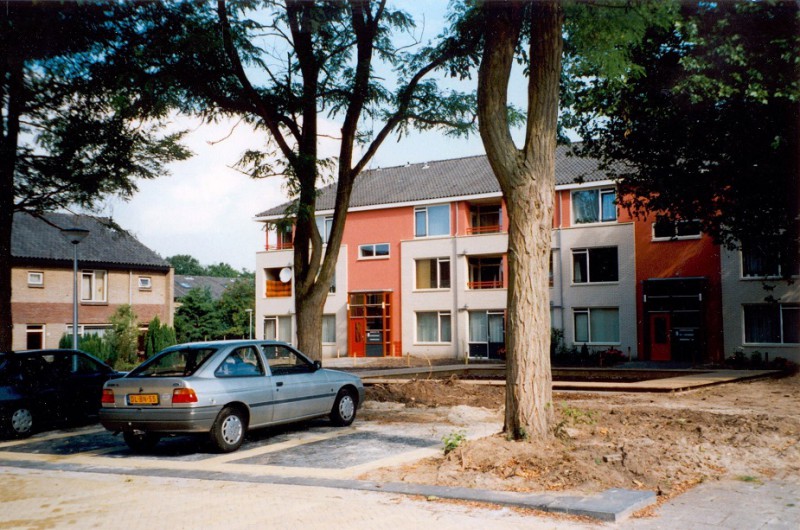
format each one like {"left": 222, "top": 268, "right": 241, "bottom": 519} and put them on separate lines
{"left": 360, "top": 373, "right": 800, "bottom": 502}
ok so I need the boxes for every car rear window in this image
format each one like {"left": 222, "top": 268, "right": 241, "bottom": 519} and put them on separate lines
{"left": 129, "top": 348, "right": 217, "bottom": 377}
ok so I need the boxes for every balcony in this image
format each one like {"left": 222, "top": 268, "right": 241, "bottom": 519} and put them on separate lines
{"left": 265, "top": 241, "right": 294, "bottom": 251}
{"left": 467, "top": 280, "right": 504, "bottom": 290}
{"left": 265, "top": 280, "right": 291, "bottom": 297}
{"left": 466, "top": 224, "right": 502, "bottom": 235}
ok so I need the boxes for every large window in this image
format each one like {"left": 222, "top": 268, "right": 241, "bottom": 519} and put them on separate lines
{"left": 572, "top": 247, "right": 618, "bottom": 283}
{"left": 416, "top": 312, "right": 451, "bottom": 343}
{"left": 415, "top": 204, "right": 450, "bottom": 237}
{"left": 81, "top": 270, "right": 107, "bottom": 302}
{"left": 653, "top": 218, "right": 702, "bottom": 240}
{"left": 574, "top": 307, "right": 619, "bottom": 343}
{"left": 316, "top": 216, "right": 333, "bottom": 244}
{"left": 744, "top": 304, "right": 799, "bottom": 344}
{"left": 322, "top": 314, "right": 336, "bottom": 343}
{"left": 359, "top": 243, "right": 390, "bottom": 259}
{"left": 572, "top": 188, "right": 616, "bottom": 224}
{"left": 468, "top": 256, "right": 504, "bottom": 289}
{"left": 264, "top": 315, "right": 293, "bottom": 343}
{"left": 741, "top": 246, "right": 799, "bottom": 279}
{"left": 415, "top": 258, "right": 450, "bottom": 289}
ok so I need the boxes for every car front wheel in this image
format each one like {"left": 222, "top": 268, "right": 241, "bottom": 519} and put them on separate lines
{"left": 210, "top": 407, "right": 246, "bottom": 453}
{"left": 123, "top": 431, "right": 161, "bottom": 453}
{"left": 8, "top": 406, "right": 34, "bottom": 438}
{"left": 330, "top": 389, "right": 357, "bottom": 426}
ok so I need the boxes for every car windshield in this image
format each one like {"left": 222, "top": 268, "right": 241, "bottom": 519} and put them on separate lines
{"left": 129, "top": 348, "right": 217, "bottom": 377}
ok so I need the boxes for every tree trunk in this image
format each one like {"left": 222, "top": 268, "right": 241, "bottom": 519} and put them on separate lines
{"left": 477, "top": 0, "right": 562, "bottom": 440}
{"left": 0, "top": 57, "right": 23, "bottom": 352}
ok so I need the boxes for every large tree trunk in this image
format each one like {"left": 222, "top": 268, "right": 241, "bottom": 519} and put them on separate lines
{"left": 477, "top": 0, "right": 562, "bottom": 440}
{"left": 0, "top": 56, "right": 23, "bottom": 352}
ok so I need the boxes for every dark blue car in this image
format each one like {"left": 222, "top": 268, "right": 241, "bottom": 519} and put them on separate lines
{"left": 0, "top": 349, "right": 122, "bottom": 438}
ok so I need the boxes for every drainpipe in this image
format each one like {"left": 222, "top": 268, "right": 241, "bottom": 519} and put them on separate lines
{"left": 453, "top": 202, "right": 461, "bottom": 360}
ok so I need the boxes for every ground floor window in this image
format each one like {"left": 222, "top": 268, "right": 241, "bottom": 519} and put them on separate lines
{"left": 264, "top": 315, "right": 293, "bottom": 343}
{"left": 26, "top": 325, "right": 44, "bottom": 349}
{"left": 744, "top": 304, "right": 799, "bottom": 344}
{"left": 468, "top": 310, "right": 505, "bottom": 359}
{"left": 322, "top": 315, "right": 336, "bottom": 344}
{"left": 416, "top": 311, "right": 451, "bottom": 343}
{"left": 574, "top": 307, "right": 619, "bottom": 344}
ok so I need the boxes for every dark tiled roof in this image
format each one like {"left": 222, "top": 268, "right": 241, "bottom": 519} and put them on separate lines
{"left": 256, "top": 145, "right": 607, "bottom": 218}
{"left": 12, "top": 212, "right": 170, "bottom": 270}
{"left": 174, "top": 275, "right": 240, "bottom": 301}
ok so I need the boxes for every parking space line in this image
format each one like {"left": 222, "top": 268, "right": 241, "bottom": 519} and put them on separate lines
{"left": 207, "top": 427, "right": 358, "bottom": 465}
{"left": 0, "top": 427, "right": 105, "bottom": 449}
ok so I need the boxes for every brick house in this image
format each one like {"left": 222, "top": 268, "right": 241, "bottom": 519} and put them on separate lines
{"left": 11, "top": 212, "right": 174, "bottom": 350}
{"left": 254, "top": 147, "right": 800, "bottom": 365}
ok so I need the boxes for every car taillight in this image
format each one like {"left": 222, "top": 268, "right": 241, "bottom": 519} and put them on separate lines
{"left": 172, "top": 388, "right": 198, "bottom": 403}
{"left": 101, "top": 388, "right": 115, "bottom": 404}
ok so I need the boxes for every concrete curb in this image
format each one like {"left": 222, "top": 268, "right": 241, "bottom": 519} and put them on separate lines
{"left": 0, "top": 458, "right": 655, "bottom": 522}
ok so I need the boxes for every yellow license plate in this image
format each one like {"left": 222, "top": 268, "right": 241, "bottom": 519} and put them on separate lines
{"left": 128, "top": 394, "right": 159, "bottom": 405}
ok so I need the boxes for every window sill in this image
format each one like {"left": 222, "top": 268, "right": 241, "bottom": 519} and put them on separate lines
{"left": 652, "top": 236, "right": 702, "bottom": 242}
{"left": 413, "top": 288, "right": 451, "bottom": 293}
{"left": 358, "top": 256, "right": 390, "bottom": 261}
{"left": 742, "top": 342, "right": 798, "bottom": 347}
{"left": 414, "top": 342, "right": 452, "bottom": 346}
{"left": 570, "top": 281, "right": 620, "bottom": 286}
{"left": 81, "top": 301, "right": 108, "bottom": 306}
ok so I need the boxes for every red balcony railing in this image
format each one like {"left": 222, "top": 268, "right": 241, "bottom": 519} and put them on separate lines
{"left": 265, "top": 241, "right": 294, "bottom": 251}
{"left": 466, "top": 224, "right": 503, "bottom": 235}
{"left": 467, "top": 280, "right": 504, "bottom": 290}
{"left": 265, "top": 280, "right": 292, "bottom": 297}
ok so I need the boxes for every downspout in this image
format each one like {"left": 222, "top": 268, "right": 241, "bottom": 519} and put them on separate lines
{"left": 453, "top": 201, "right": 460, "bottom": 359}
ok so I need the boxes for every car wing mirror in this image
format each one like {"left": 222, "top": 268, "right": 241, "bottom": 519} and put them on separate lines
{"left": 313, "top": 360, "right": 322, "bottom": 372}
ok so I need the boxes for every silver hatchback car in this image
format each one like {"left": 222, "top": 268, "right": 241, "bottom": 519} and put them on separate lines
{"left": 99, "top": 340, "right": 364, "bottom": 453}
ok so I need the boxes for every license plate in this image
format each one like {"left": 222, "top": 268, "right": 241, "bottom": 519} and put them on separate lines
{"left": 128, "top": 394, "right": 159, "bottom": 405}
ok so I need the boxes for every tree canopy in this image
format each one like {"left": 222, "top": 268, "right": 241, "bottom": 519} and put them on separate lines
{"left": 564, "top": 1, "right": 799, "bottom": 268}
{"left": 0, "top": 2, "right": 190, "bottom": 350}
{"left": 167, "top": 254, "right": 252, "bottom": 278}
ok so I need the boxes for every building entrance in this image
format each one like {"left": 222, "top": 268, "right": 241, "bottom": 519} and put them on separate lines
{"left": 347, "top": 291, "right": 393, "bottom": 357}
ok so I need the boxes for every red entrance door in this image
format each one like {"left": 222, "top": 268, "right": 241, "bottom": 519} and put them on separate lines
{"left": 349, "top": 317, "right": 366, "bottom": 357}
{"left": 649, "top": 314, "right": 672, "bottom": 361}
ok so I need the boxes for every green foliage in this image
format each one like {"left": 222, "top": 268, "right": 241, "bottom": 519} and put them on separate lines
{"left": 174, "top": 287, "right": 224, "bottom": 343}
{"left": 143, "top": 316, "right": 177, "bottom": 359}
{"left": 107, "top": 305, "right": 140, "bottom": 369}
{"left": 59, "top": 333, "right": 112, "bottom": 364}
{"left": 167, "top": 255, "right": 252, "bottom": 278}
{"left": 216, "top": 277, "right": 255, "bottom": 339}
{"left": 442, "top": 430, "right": 467, "bottom": 455}
{"left": 565, "top": 1, "right": 799, "bottom": 260}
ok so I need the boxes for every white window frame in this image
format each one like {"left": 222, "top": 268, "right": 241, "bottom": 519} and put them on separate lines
{"left": 27, "top": 271, "right": 44, "bottom": 287}
{"left": 415, "top": 311, "right": 452, "bottom": 344}
{"left": 322, "top": 314, "right": 336, "bottom": 344}
{"left": 742, "top": 304, "right": 799, "bottom": 345}
{"left": 652, "top": 219, "right": 702, "bottom": 241}
{"left": 740, "top": 248, "right": 799, "bottom": 280}
{"left": 138, "top": 276, "right": 152, "bottom": 290}
{"left": 316, "top": 215, "right": 333, "bottom": 245}
{"left": 414, "top": 204, "right": 451, "bottom": 238}
{"left": 414, "top": 257, "right": 451, "bottom": 290}
{"left": 263, "top": 315, "right": 293, "bottom": 343}
{"left": 571, "top": 247, "right": 619, "bottom": 284}
{"left": 26, "top": 324, "right": 45, "bottom": 349}
{"left": 571, "top": 188, "right": 617, "bottom": 224}
{"left": 81, "top": 270, "right": 107, "bottom": 302}
{"left": 573, "top": 307, "right": 620, "bottom": 345}
{"left": 358, "top": 243, "right": 390, "bottom": 260}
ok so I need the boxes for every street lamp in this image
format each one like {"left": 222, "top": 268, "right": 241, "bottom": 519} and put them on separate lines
{"left": 61, "top": 227, "right": 90, "bottom": 350}
{"left": 245, "top": 308, "right": 253, "bottom": 340}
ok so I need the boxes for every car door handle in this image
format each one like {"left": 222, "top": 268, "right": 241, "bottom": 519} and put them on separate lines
{"left": 276, "top": 381, "right": 283, "bottom": 387}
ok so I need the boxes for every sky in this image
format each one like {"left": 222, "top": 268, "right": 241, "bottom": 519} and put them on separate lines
{"left": 96, "top": 4, "right": 499, "bottom": 273}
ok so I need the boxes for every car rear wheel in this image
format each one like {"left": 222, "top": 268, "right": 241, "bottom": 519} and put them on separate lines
{"left": 8, "top": 406, "right": 34, "bottom": 438}
{"left": 210, "top": 407, "right": 246, "bottom": 453}
{"left": 330, "top": 389, "right": 357, "bottom": 426}
{"left": 123, "top": 431, "right": 161, "bottom": 453}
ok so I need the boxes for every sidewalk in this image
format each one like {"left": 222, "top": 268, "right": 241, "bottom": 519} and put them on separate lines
{"left": 1, "top": 466, "right": 798, "bottom": 529}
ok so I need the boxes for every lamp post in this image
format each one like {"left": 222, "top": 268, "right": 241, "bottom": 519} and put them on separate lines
{"left": 245, "top": 308, "right": 253, "bottom": 340}
{"left": 61, "top": 227, "right": 90, "bottom": 350}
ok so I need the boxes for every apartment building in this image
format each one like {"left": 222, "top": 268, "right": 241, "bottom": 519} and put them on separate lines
{"left": 11, "top": 212, "right": 174, "bottom": 350}
{"left": 255, "top": 148, "right": 799, "bottom": 365}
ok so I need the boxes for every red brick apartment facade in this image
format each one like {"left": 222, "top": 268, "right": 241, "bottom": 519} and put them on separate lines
{"left": 255, "top": 148, "right": 799, "bottom": 365}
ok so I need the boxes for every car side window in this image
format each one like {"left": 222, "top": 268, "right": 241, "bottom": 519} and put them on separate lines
{"left": 260, "top": 345, "right": 313, "bottom": 376}
{"left": 215, "top": 346, "right": 265, "bottom": 377}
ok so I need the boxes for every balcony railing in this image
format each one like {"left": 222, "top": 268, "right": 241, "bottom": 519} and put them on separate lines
{"left": 265, "top": 241, "right": 294, "bottom": 251}
{"left": 265, "top": 280, "right": 292, "bottom": 297}
{"left": 467, "top": 280, "right": 504, "bottom": 290}
{"left": 466, "top": 224, "right": 503, "bottom": 235}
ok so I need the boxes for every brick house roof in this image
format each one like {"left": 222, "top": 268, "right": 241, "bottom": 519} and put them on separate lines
{"left": 174, "top": 275, "right": 240, "bottom": 301}
{"left": 256, "top": 145, "right": 608, "bottom": 219}
{"left": 12, "top": 212, "right": 170, "bottom": 270}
